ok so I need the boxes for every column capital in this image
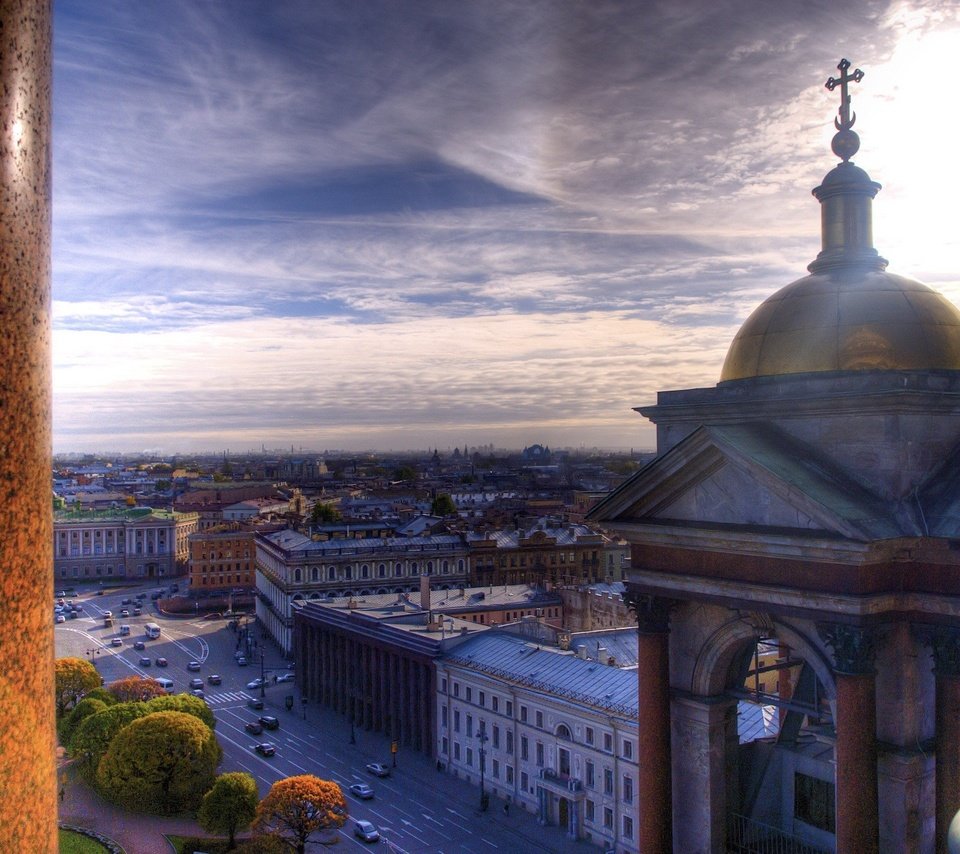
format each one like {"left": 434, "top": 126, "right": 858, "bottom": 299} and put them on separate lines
{"left": 624, "top": 588, "right": 678, "bottom": 635}
{"left": 817, "top": 622, "right": 878, "bottom": 675}
{"left": 918, "top": 625, "right": 960, "bottom": 677}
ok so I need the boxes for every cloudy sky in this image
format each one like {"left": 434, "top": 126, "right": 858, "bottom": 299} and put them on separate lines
{"left": 52, "top": 0, "right": 960, "bottom": 455}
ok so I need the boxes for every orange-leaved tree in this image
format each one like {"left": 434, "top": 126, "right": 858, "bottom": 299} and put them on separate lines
{"left": 253, "top": 774, "right": 347, "bottom": 853}
{"left": 55, "top": 657, "right": 101, "bottom": 717}
{"left": 108, "top": 675, "right": 169, "bottom": 703}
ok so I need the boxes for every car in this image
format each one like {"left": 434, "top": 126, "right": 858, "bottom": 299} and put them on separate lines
{"left": 97, "top": 589, "right": 105, "bottom": 596}
{"left": 259, "top": 715, "right": 279, "bottom": 730}
{"left": 254, "top": 742, "right": 275, "bottom": 757}
{"left": 110, "top": 637, "right": 123, "bottom": 647}
{"left": 67, "top": 610, "right": 78, "bottom": 619}
{"left": 139, "top": 657, "right": 151, "bottom": 667}
{"left": 121, "top": 598, "right": 131, "bottom": 605}
{"left": 207, "top": 674, "right": 222, "bottom": 685}
{"left": 365, "top": 762, "right": 390, "bottom": 778}
{"left": 55, "top": 614, "right": 65, "bottom": 623}
{"left": 189, "top": 678, "right": 204, "bottom": 689}
{"left": 71, "top": 603, "right": 83, "bottom": 611}
{"left": 247, "top": 697, "right": 264, "bottom": 710}
{"left": 276, "top": 672, "right": 295, "bottom": 683}
{"left": 246, "top": 678, "right": 264, "bottom": 690}
{"left": 120, "top": 609, "right": 130, "bottom": 618}
{"left": 187, "top": 661, "right": 201, "bottom": 672}
{"left": 133, "top": 640, "right": 146, "bottom": 650}
{"left": 349, "top": 783, "right": 374, "bottom": 800}
{"left": 237, "top": 657, "right": 248, "bottom": 666}
{"left": 353, "top": 820, "right": 380, "bottom": 843}
{"left": 155, "top": 657, "right": 168, "bottom": 667}
{"left": 133, "top": 607, "right": 142, "bottom": 616}
{"left": 135, "top": 592, "right": 147, "bottom": 600}
{"left": 245, "top": 721, "right": 263, "bottom": 735}
{"left": 190, "top": 689, "right": 205, "bottom": 699}
{"left": 103, "top": 611, "right": 113, "bottom": 619}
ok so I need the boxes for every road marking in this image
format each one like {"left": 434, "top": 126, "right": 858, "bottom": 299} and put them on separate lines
{"left": 445, "top": 807, "right": 469, "bottom": 820}
{"left": 480, "top": 840, "right": 498, "bottom": 849}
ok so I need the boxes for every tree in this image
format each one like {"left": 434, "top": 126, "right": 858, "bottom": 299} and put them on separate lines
{"left": 253, "top": 775, "right": 347, "bottom": 854}
{"left": 55, "top": 657, "right": 101, "bottom": 717}
{"left": 145, "top": 692, "right": 216, "bottom": 731}
{"left": 95, "top": 711, "right": 222, "bottom": 814}
{"left": 84, "top": 686, "right": 117, "bottom": 706}
{"left": 69, "top": 702, "right": 147, "bottom": 773}
{"left": 431, "top": 493, "right": 456, "bottom": 516}
{"left": 234, "top": 836, "right": 290, "bottom": 854}
{"left": 108, "top": 675, "right": 169, "bottom": 703}
{"left": 198, "top": 772, "right": 259, "bottom": 849}
{"left": 309, "top": 502, "right": 342, "bottom": 525}
{"left": 393, "top": 465, "right": 417, "bottom": 483}
{"left": 58, "top": 697, "right": 107, "bottom": 747}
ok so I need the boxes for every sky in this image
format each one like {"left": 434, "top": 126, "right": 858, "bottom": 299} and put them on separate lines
{"left": 52, "top": 0, "right": 960, "bottom": 455}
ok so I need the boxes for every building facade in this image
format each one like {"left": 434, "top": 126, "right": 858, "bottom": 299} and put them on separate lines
{"left": 188, "top": 523, "right": 257, "bottom": 591}
{"left": 54, "top": 508, "right": 198, "bottom": 581}
{"left": 437, "top": 632, "right": 639, "bottom": 853}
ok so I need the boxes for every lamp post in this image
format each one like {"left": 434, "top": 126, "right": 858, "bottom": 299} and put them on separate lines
{"left": 477, "top": 721, "right": 489, "bottom": 811}
{"left": 85, "top": 648, "right": 102, "bottom": 667}
{"left": 260, "top": 648, "right": 266, "bottom": 699}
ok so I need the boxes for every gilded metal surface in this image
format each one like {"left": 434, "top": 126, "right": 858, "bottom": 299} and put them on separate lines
{"left": 721, "top": 270, "right": 960, "bottom": 381}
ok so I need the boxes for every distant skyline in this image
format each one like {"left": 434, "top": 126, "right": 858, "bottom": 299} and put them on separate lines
{"left": 53, "top": 1, "right": 960, "bottom": 453}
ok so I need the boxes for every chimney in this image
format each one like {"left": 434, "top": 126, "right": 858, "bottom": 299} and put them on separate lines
{"left": 420, "top": 573, "right": 431, "bottom": 611}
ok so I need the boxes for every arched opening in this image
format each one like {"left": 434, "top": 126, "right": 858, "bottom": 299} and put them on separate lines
{"left": 724, "top": 632, "right": 836, "bottom": 853}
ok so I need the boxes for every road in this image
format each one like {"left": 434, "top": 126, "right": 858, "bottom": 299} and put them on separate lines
{"left": 55, "top": 580, "right": 587, "bottom": 853}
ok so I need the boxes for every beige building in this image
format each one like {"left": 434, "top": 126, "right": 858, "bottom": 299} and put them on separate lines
{"left": 188, "top": 523, "right": 257, "bottom": 591}
{"left": 54, "top": 507, "right": 198, "bottom": 581}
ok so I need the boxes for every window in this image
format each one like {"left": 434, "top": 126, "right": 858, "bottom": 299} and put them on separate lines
{"left": 535, "top": 742, "right": 544, "bottom": 767}
{"left": 794, "top": 772, "right": 836, "bottom": 833}
{"left": 441, "top": 678, "right": 447, "bottom": 693}
{"left": 492, "top": 696, "right": 499, "bottom": 713}
{"left": 623, "top": 775, "right": 633, "bottom": 804}
{"left": 585, "top": 760, "right": 595, "bottom": 788}
{"left": 506, "top": 765, "right": 514, "bottom": 784}
{"left": 585, "top": 800, "right": 595, "bottom": 822}
{"left": 441, "top": 706, "right": 448, "bottom": 727}
{"left": 603, "top": 732, "right": 613, "bottom": 752}
{"left": 603, "top": 807, "right": 613, "bottom": 830}
{"left": 466, "top": 748, "right": 473, "bottom": 766}
{"left": 585, "top": 726, "right": 594, "bottom": 746}
{"left": 506, "top": 700, "right": 513, "bottom": 717}
{"left": 454, "top": 742, "right": 461, "bottom": 760}
{"left": 454, "top": 683, "right": 460, "bottom": 698}
{"left": 604, "top": 768, "right": 613, "bottom": 795}
{"left": 623, "top": 815, "right": 634, "bottom": 840}
{"left": 454, "top": 711, "right": 460, "bottom": 733}
{"left": 442, "top": 736, "right": 448, "bottom": 755}
{"left": 492, "top": 725, "right": 500, "bottom": 749}
{"left": 535, "top": 710, "right": 543, "bottom": 728}
{"left": 520, "top": 736, "right": 529, "bottom": 761}
{"left": 506, "top": 731, "right": 513, "bottom": 754}
{"left": 479, "top": 691, "right": 485, "bottom": 707}
{"left": 520, "top": 705, "right": 527, "bottom": 723}
{"left": 492, "top": 759, "right": 499, "bottom": 779}
{"left": 623, "top": 739, "right": 633, "bottom": 760}
{"left": 466, "top": 714, "right": 473, "bottom": 735}
{"left": 521, "top": 771, "right": 529, "bottom": 792}
{"left": 466, "top": 687, "right": 472, "bottom": 703}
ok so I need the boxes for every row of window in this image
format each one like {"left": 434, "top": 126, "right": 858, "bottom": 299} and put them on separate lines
{"left": 291, "top": 559, "right": 467, "bottom": 583}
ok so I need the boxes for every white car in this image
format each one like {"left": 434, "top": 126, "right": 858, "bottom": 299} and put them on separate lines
{"left": 55, "top": 614, "right": 65, "bottom": 624}
{"left": 246, "top": 678, "right": 264, "bottom": 690}
{"left": 276, "top": 672, "right": 295, "bottom": 683}
{"left": 349, "top": 782, "right": 374, "bottom": 800}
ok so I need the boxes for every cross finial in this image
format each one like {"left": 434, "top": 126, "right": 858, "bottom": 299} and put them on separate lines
{"left": 825, "top": 58, "right": 865, "bottom": 162}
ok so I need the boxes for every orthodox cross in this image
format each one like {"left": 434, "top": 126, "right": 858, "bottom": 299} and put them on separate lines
{"left": 825, "top": 58, "right": 864, "bottom": 131}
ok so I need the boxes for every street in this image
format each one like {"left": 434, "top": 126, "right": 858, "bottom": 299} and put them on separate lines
{"left": 55, "top": 581, "right": 588, "bottom": 853}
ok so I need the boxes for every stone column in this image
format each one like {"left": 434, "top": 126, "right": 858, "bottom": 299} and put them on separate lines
{"left": 0, "top": 1, "right": 54, "bottom": 849}
{"left": 819, "top": 623, "right": 879, "bottom": 854}
{"left": 930, "top": 627, "right": 960, "bottom": 854}
{"left": 625, "top": 591, "right": 676, "bottom": 854}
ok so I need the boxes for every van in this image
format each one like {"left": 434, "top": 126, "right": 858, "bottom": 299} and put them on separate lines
{"left": 153, "top": 677, "right": 174, "bottom": 693}
{"left": 119, "top": 625, "right": 131, "bottom": 636}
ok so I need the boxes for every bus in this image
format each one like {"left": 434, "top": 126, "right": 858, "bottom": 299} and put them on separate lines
{"left": 144, "top": 623, "right": 161, "bottom": 639}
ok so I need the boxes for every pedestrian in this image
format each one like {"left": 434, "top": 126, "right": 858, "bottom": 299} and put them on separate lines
{"left": 503, "top": 801, "right": 509, "bottom": 816}
{"left": 58, "top": 787, "right": 64, "bottom": 803}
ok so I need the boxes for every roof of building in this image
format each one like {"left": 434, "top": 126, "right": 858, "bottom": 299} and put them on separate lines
{"left": 260, "top": 529, "right": 468, "bottom": 557}
{"left": 54, "top": 507, "right": 178, "bottom": 523}
{"left": 443, "top": 631, "right": 637, "bottom": 717}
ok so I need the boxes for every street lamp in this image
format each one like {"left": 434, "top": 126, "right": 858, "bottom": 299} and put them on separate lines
{"left": 260, "top": 648, "right": 266, "bottom": 699}
{"left": 85, "top": 648, "right": 102, "bottom": 667}
{"left": 477, "top": 721, "right": 489, "bottom": 811}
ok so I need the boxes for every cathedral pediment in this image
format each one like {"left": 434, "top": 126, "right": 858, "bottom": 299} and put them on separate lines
{"left": 589, "top": 423, "right": 906, "bottom": 541}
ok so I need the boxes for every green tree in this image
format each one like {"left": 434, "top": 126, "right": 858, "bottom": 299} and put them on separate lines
{"left": 309, "top": 502, "right": 342, "bottom": 525}
{"left": 58, "top": 697, "right": 107, "bottom": 747}
{"left": 430, "top": 493, "right": 456, "bottom": 516}
{"left": 393, "top": 465, "right": 417, "bottom": 482}
{"left": 95, "top": 711, "right": 222, "bottom": 814}
{"left": 69, "top": 702, "right": 147, "bottom": 775}
{"left": 155, "top": 479, "right": 172, "bottom": 491}
{"left": 145, "top": 693, "right": 217, "bottom": 730}
{"left": 84, "top": 686, "right": 118, "bottom": 706}
{"left": 55, "top": 657, "right": 101, "bottom": 717}
{"left": 253, "top": 775, "right": 347, "bottom": 854}
{"left": 198, "top": 772, "right": 259, "bottom": 849}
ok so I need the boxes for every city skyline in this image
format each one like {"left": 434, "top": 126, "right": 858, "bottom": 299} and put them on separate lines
{"left": 53, "top": 1, "right": 960, "bottom": 454}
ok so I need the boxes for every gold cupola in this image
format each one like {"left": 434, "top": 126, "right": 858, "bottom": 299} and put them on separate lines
{"left": 720, "top": 59, "right": 960, "bottom": 383}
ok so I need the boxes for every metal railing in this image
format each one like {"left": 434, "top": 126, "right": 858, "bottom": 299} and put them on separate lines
{"left": 728, "top": 814, "right": 832, "bottom": 854}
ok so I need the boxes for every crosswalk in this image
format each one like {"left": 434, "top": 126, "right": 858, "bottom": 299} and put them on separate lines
{"left": 205, "top": 690, "right": 256, "bottom": 705}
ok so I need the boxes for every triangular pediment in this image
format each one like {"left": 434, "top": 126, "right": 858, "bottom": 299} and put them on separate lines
{"left": 588, "top": 424, "right": 903, "bottom": 541}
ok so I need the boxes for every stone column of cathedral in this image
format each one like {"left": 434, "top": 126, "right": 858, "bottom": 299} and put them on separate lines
{"left": 931, "top": 628, "right": 960, "bottom": 854}
{"left": 820, "top": 624, "right": 879, "bottom": 854}
{"left": 629, "top": 592, "right": 674, "bottom": 854}
{"left": 0, "top": 0, "right": 55, "bottom": 848}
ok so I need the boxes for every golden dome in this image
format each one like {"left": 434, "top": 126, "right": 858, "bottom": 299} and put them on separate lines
{"left": 720, "top": 269, "right": 960, "bottom": 382}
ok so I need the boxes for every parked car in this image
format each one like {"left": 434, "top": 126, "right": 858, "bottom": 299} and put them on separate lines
{"left": 121, "top": 598, "right": 131, "bottom": 605}
{"left": 259, "top": 716, "right": 279, "bottom": 730}
{"left": 245, "top": 721, "right": 263, "bottom": 735}
{"left": 155, "top": 657, "right": 168, "bottom": 667}
{"left": 365, "top": 762, "right": 390, "bottom": 778}
{"left": 276, "top": 672, "right": 295, "bottom": 683}
{"left": 254, "top": 743, "right": 275, "bottom": 757}
{"left": 247, "top": 697, "right": 264, "bottom": 710}
{"left": 110, "top": 637, "right": 122, "bottom": 647}
{"left": 349, "top": 783, "right": 374, "bottom": 800}
{"left": 187, "top": 661, "right": 201, "bottom": 672}
{"left": 139, "top": 657, "right": 151, "bottom": 667}
{"left": 207, "top": 674, "right": 222, "bottom": 685}
{"left": 67, "top": 610, "right": 78, "bottom": 619}
{"left": 189, "top": 678, "right": 204, "bottom": 689}
{"left": 133, "top": 607, "right": 142, "bottom": 616}
{"left": 135, "top": 592, "right": 147, "bottom": 600}
{"left": 191, "top": 689, "right": 205, "bottom": 699}
{"left": 237, "top": 657, "right": 248, "bottom": 666}
{"left": 55, "top": 614, "right": 65, "bottom": 624}
{"left": 246, "top": 678, "right": 264, "bottom": 690}
{"left": 133, "top": 640, "right": 145, "bottom": 650}
{"left": 353, "top": 820, "right": 380, "bottom": 843}
{"left": 120, "top": 609, "right": 130, "bottom": 618}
